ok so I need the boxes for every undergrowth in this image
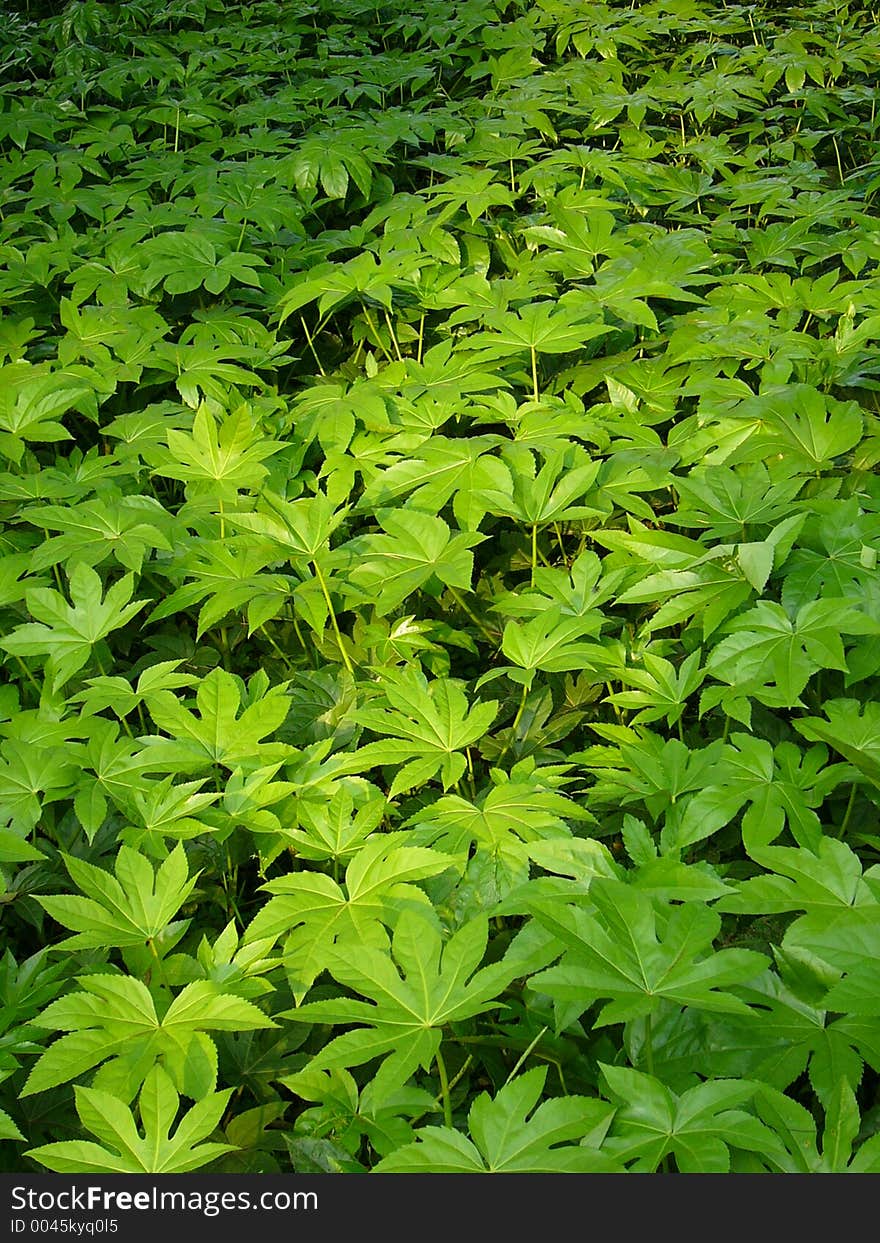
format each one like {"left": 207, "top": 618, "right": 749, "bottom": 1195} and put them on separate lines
{"left": 1, "top": 0, "right": 880, "bottom": 1173}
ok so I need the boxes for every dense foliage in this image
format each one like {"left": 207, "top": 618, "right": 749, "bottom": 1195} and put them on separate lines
{"left": 1, "top": 0, "right": 880, "bottom": 1174}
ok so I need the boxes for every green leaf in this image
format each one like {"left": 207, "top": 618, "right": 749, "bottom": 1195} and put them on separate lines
{"left": 282, "top": 911, "right": 521, "bottom": 1095}
{"left": 26, "top": 1066, "right": 234, "bottom": 1173}
{"left": 600, "top": 1066, "right": 774, "bottom": 1173}
{"left": 345, "top": 668, "right": 497, "bottom": 796}
{"left": 1, "top": 563, "right": 148, "bottom": 690}
{"left": 24, "top": 975, "right": 274, "bottom": 1097}
{"left": 344, "top": 510, "right": 484, "bottom": 615}
{"left": 244, "top": 833, "right": 455, "bottom": 1001}
{"left": 530, "top": 878, "right": 766, "bottom": 1025}
{"left": 37, "top": 843, "right": 196, "bottom": 950}
{"left": 375, "top": 1067, "right": 619, "bottom": 1172}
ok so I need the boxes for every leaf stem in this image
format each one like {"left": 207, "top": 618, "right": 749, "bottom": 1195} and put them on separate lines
{"left": 511, "top": 680, "right": 529, "bottom": 734}
{"left": 503, "top": 1025, "right": 548, "bottom": 1085}
{"left": 259, "top": 625, "right": 295, "bottom": 670}
{"left": 312, "top": 559, "right": 354, "bottom": 674}
{"left": 361, "top": 307, "right": 394, "bottom": 364}
{"left": 299, "top": 315, "right": 326, "bottom": 376}
{"left": 447, "top": 585, "right": 497, "bottom": 644}
{"left": 435, "top": 1047, "right": 453, "bottom": 1129}
{"left": 838, "top": 782, "right": 857, "bottom": 839}
{"left": 14, "top": 655, "right": 42, "bottom": 700}
{"left": 383, "top": 310, "right": 404, "bottom": 361}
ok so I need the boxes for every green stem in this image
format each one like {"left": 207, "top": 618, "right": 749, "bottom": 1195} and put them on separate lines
{"left": 530, "top": 523, "right": 538, "bottom": 587}
{"left": 447, "top": 585, "right": 497, "bottom": 644}
{"left": 383, "top": 310, "right": 404, "bottom": 361}
{"left": 41, "top": 531, "right": 64, "bottom": 593}
{"left": 361, "top": 307, "right": 394, "bottom": 364}
{"left": 503, "top": 1025, "right": 548, "bottom": 1086}
{"left": 259, "top": 625, "right": 295, "bottom": 670}
{"left": 450, "top": 1035, "right": 568, "bottom": 1094}
{"left": 530, "top": 345, "right": 539, "bottom": 401}
{"left": 838, "top": 782, "right": 857, "bottom": 839}
{"left": 299, "top": 315, "right": 326, "bottom": 376}
{"left": 312, "top": 559, "right": 354, "bottom": 674}
{"left": 435, "top": 1048, "right": 453, "bottom": 1129}
{"left": 509, "top": 686, "right": 529, "bottom": 730}
{"left": 553, "top": 521, "right": 568, "bottom": 566}
{"left": 292, "top": 615, "right": 312, "bottom": 661}
{"left": 14, "top": 656, "right": 42, "bottom": 700}
{"left": 605, "top": 682, "right": 623, "bottom": 723}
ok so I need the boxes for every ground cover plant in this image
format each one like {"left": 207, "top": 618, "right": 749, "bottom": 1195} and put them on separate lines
{"left": 1, "top": 0, "right": 880, "bottom": 1175}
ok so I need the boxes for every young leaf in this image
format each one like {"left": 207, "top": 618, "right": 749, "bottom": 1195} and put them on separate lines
{"left": 26, "top": 1066, "right": 234, "bottom": 1173}
{"left": 374, "top": 1067, "right": 619, "bottom": 1172}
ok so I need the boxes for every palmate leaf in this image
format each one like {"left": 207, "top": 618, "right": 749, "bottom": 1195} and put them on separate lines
{"left": 780, "top": 499, "right": 880, "bottom": 616}
{"left": 595, "top": 522, "right": 753, "bottom": 638}
{"left": 26, "top": 1066, "right": 234, "bottom": 1173}
{"left": 475, "top": 445, "right": 602, "bottom": 526}
{"left": 243, "top": 833, "right": 456, "bottom": 1002}
{"left": 287, "top": 136, "right": 374, "bottom": 203}
{"left": 141, "top": 230, "right": 265, "bottom": 295}
{"left": 735, "top": 384, "right": 863, "bottom": 470}
{"left": 36, "top": 842, "right": 197, "bottom": 950}
{"left": 343, "top": 668, "right": 498, "bottom": 796}
{"left": 408, "top": 771, "right": 589, "bottom": 894}
{"left": 706, "top": 599, "right": 878, "bottom": 707}
{"left": 282, "top": 785, "right": 386, "bottom": 865}
{"left": 282, "top": 911, "right": 525, "bottom": 1096}
{"left": 0, "top": 364, "right": 92, "bottom": 462}
{"left": 356, "top": 434, "right": 506, "bottom": 528}
{"left": 529, "top": 878, "right": 767, "bottom": 1026}
{"left": 407, "top": 774, "right": 584, "bottom": 858}
{"left": 0, "top": 563, "right": 148, "bottom": 690}
{"left": 147, "top": 343, "right": 266, "bottom": 409}
{"left": 0, "top": 738, "right": 76, "bottom": 833}
{"left": 599, "top": 1066, "right": 775, "bottom": 1173}
{"left": 374, "top": 1067, "right": 620, "bottom": 1172}
{"left": 23, "top": 493, "right": 174, "bottom": 575}
{"left": 697, "top": 968, "right": 877, "bottom": 1107}
{"left": 499, "top": 606, "right": 608, "bottom": 686}
{"left": 280, "top": 1065, "right": 433, "bottom": 1161}
{"left": 23, "top": 974, "right": 275, "bottom": 1100}
{"left": 576, "top": 731, "right": 727, "bottom": 844}
{"left": 144, "top": 667, "right": 293, "bottom": 770}
{"left": 716, "top": 837, "right": 874, "bottom": 919}
{"left": 152, "top": 401, "right": 286, "bottom": 493}
{"left": 607, "top": 650, "right": 705, "bottom": 727}
{"left": 342, "top": 509, "right": 484, "bottom": 615}
{"left": 780, "top": 901, "right": 880, "bottom": 982}
{"left": 467, "top": 300, "right": 611, "bottom": 356}
{"left": 752, "top": 1080, "right": 880, "bottom": 1172}
{"left": 146, "top": 536, "right": 294, "bottom": 638}
{"left": 796, "top": 699, "right": 880, "bottom": 788}
{"left": 667, "top": 735, "right": 837, "bottom": 854}
{"left": 223, "top": 489, "right": 348, "bottom": 561}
